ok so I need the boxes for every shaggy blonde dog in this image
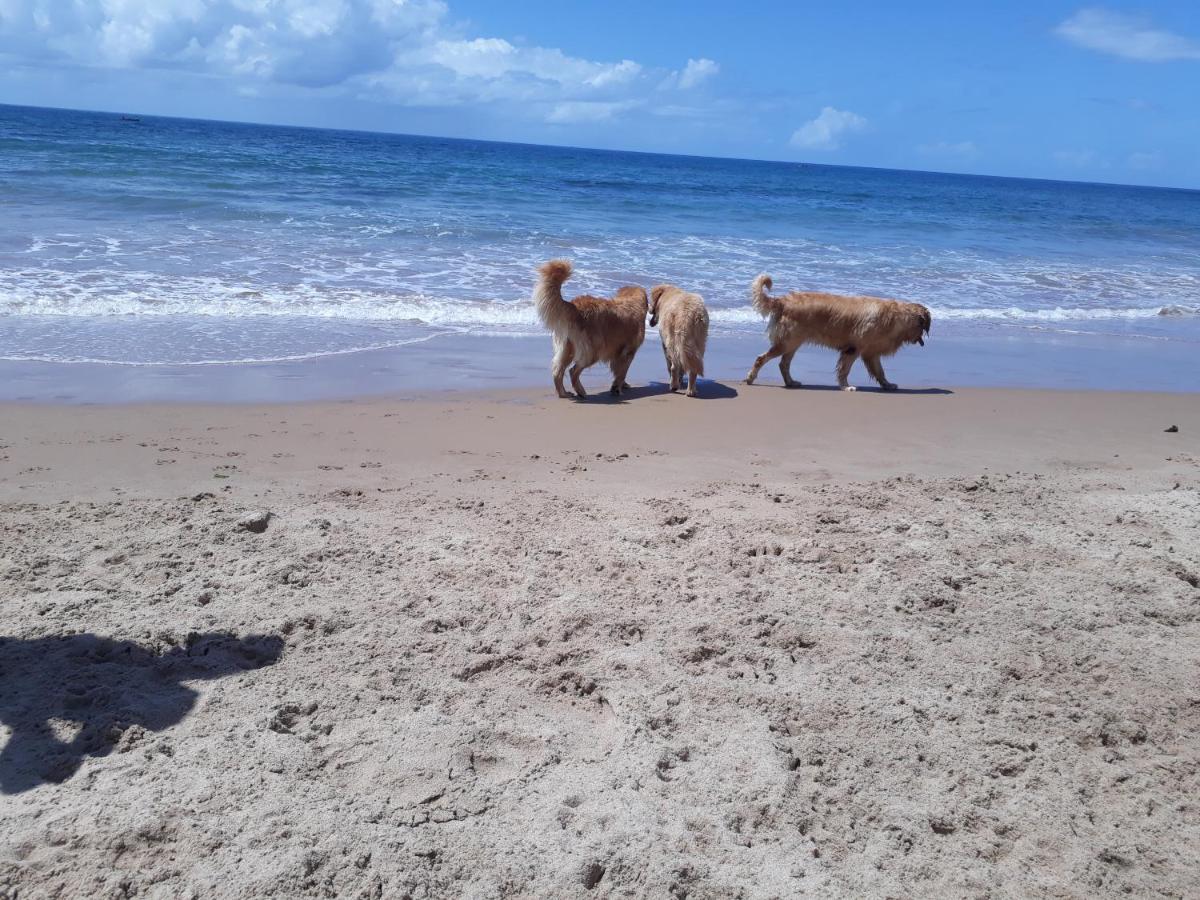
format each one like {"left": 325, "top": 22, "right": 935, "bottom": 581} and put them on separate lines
{"left": 649, "top": 285, "right": 709, "bottom": 397}
{"left": 745, "top": 275, "right": 931, "bottom": 391}
{"left": 534, "top": 260, "right": 647, "bottom": 399}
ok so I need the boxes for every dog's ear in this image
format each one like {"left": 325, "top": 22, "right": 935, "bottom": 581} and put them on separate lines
{"left": 921, "top": 310, "right": 931, "bottom": 335}
{"left": 648, "top": 285, "right": 667, "bottom": 325}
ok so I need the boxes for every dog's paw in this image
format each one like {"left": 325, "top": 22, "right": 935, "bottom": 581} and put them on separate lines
{"left": 840, "top": 385, "right": 857, "bottom": 392}
{"left": 880, "top": 382, "right": 898, "bottom": 392}
{"left": 783, "top": 381, "right": 802, "bottom": 389}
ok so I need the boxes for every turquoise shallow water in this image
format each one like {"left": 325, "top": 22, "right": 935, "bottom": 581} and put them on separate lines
{"left": 1, "top": 103, "right": 1198, "bottom": 379}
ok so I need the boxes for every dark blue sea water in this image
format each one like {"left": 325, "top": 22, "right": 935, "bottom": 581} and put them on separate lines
{"left": 2, "top": 103, "right": 1198, "bottom": 366}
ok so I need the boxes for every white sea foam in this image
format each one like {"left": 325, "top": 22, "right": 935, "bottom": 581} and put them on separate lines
{"left": 2, "top": 275, "right": 1196, "bottom": 331}
{"left": 3, "top": 247, "right": 1199, "bottom": 369}
{"left": 928, "top": 305, "right": 1200, "bottom": 321}
{"left": 0, "top": 331, "right": 454, "bottom": 367}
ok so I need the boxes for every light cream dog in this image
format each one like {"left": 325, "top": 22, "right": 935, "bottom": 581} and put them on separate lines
{"left": 534, "top": 260, "right": 647, "bottom": 399}
{"left": 745, "top": 275, "right": 930, "bottom": 391}
{"left": 649, "top": 285, "right": 709, "bottom": 397}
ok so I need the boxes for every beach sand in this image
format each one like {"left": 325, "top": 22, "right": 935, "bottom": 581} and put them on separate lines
{"left": 2, "top": 385, "right": 1198, "bottom": 897}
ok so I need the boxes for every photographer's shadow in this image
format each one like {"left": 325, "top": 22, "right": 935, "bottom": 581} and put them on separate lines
{"left": 0, "top": 632, "right": 283, "bottom": 794}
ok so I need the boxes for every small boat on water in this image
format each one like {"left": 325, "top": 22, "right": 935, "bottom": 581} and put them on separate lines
{"left": 120, "top": 115, "right": 142, "bottom": 123}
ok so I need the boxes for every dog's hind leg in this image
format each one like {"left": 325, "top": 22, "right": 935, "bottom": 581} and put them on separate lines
{"left": 779, "top": 350, "right": 801, "bottom": 388}
{"left": 569, "top": 361, "right": 589, "bottom": 399}
{"left": 662, "top": 343, "right": 681, "bottom": 393}
{"left": 863, "top": 355, "right": 897, "bottom": 391}
{"left": 552, "top": 339, "right": 575, "bottom": 399}
{"left": 610, "top": 349, "right": 637, "bottom": 396}
{"left": 660, "top": 340, "right": 676, "bottom": 390}
{"left": 836, "top": 348, "right": 859, "bottom": 391}
{"left": 746, "top": 342, "right": 786, "bottom": 385}
{"left": 685, "top": 369, "right": 699, "bottom": 397}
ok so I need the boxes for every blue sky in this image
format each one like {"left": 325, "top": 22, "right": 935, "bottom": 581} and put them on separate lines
{"left": 1, "top": 1, "right": 1198, "bottom": 187}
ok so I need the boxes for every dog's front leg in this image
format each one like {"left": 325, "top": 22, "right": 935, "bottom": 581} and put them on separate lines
{"left": 864, "top": 356, "right": 897, "bottom": 391}
{"left": 836, "top": 349, "right": 859, "bottom": 391}
{"left": 746, "top": 343, "right": 785, "bottom": 385}
{"left": 779, "top": 350, "right": 801, "bottom": 388}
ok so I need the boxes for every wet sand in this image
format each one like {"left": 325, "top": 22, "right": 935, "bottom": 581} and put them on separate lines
{"left": 2, "top": 319, "right": 1198, "bottom": 404}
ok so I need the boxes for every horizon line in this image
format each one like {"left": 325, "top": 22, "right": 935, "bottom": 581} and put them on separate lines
{"left": 2, "top": 100, "right": 1195, "bottom": 195}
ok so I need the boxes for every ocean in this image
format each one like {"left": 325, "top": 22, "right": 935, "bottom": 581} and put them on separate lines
{"left": 1, "top": 103, "right": 1198, "bottom": 376}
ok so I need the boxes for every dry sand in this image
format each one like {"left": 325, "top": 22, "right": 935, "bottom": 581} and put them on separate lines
{"left": 1, "top": 384, "right": 1198, "bottom": 898}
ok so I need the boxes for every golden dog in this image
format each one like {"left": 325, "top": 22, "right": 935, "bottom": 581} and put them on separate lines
{"left": 745, "top": 275, "right": 930, "bottom": 391}
{"left": 534, "top": 260, "right": 647, "bottom": 399}
{"left": 649, "top": 285, "right": 709, "bottom": 397}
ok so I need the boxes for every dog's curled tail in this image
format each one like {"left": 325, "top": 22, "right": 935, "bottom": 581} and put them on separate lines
{"left": 750, "top": 274, "right": 776, "bottom": 318}
{"left": 534, "top": 259, "right": 573, "bottom": 330}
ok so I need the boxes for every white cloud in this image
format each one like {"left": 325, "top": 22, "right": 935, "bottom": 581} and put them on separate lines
{"left": 790, "top": 106, "right": 867, "bottom": 151}
{"left": 1053, "top": 149, "right": 1108, "bottom": 169}
{"left": 0, "top": 0, "right": 447, "bottom": 88}
{"left": 546, "top": 100, "right": 641, "bottom": 124}
{"left": 1055, "top": 8, "right": 1200, "bottom": 62}
{"left": 651, "top": 104, "right": 711, "bottom": 119}
{"left": 587, "top": 59, "right": 642, "bottom": 88}
{"left": 0, "top": 0, "right": 700, "bottom": 120}
{"left": 917, "top": 140, "right": 978, "bottom": 158}
{"left": 1088, "top": 96, "right": 1157, "bottom": 111}
{"left": 414, "top": 37, "right": 640, "bottom": 90}
{"left": 1128, "top": 150, "right": 1164, "bottom": 171}
{"left": 677, "top": 57, "right": 718, "bottom": 89}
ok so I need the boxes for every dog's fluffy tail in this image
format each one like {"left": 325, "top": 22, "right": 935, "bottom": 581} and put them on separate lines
{"left": 535, "top": 259, "right": 574, "bottom": 332}
{"left": 750, "top": 274, "right": 776, "bottom": 318}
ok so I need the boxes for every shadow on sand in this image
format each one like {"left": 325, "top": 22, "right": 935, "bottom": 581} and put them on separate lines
{"left": 0, "top": 632, "right": 283, "bottom": 794}
{"left": 752, "top": 382, "right": 954, "bottom": 395}
{"left": 581, "top": 380, "right": 741, "bottom": 403}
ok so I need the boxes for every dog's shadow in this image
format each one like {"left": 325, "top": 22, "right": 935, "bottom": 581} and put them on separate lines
{"left": 0, "top": 632, "right": 283, "bottom": 794}
{"left": 766, "top": 383, "right": 954, "bottom": 395}
{"left": 584, "top": 380, "right": 740, "bottom": 403}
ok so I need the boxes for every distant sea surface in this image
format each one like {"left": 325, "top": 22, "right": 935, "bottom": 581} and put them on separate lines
{"left": 2, "top": 103, "right": 1198, "bottom": 367}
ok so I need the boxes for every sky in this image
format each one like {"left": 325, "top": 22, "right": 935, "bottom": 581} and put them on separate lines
{"left": 1, "top": 1, "right": 1198, "bottom": 188}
